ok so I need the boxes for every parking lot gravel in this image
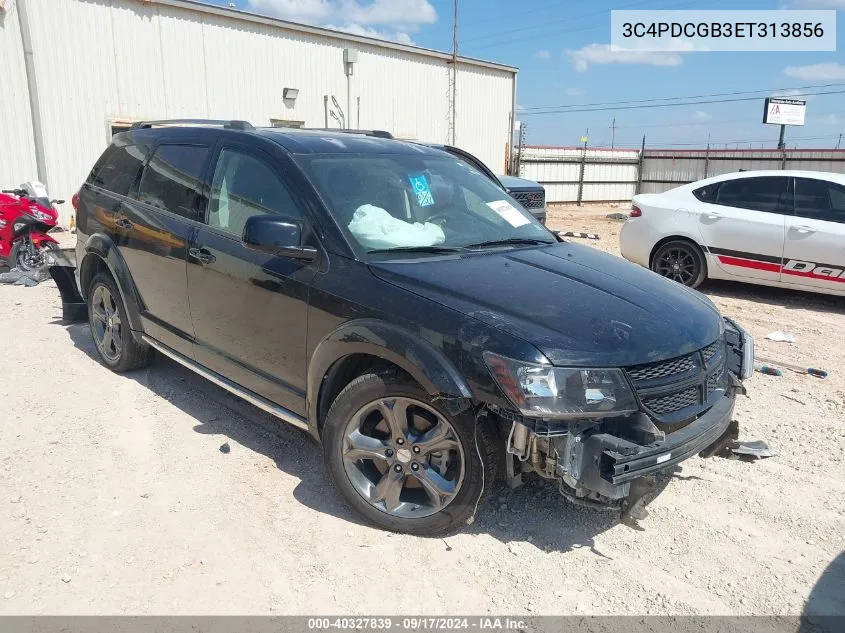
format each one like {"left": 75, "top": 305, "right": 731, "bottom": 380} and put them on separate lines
{"left": 1, "top": 218, "right": 843, "bottom": 616}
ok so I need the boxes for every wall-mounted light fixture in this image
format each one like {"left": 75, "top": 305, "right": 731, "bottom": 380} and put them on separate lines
{"left": 283, "top": 87, "right": 299, "bottom": 101}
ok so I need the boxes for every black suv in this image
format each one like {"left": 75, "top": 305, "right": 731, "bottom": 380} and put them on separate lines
{"left": 54, "top": 120, "right": 753, "bottom": 535}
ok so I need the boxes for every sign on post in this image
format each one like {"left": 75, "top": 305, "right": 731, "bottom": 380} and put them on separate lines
{"left": 763, "top": 98, "right": 806, "bottom": 126}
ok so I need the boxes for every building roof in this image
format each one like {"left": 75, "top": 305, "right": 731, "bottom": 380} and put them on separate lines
{"left": 148, "top": 0, "right": 518, "bottom": 74}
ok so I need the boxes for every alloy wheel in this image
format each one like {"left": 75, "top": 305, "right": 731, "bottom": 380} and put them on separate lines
{"left": 91, "top": 284, "right": 123, "bottom": 363}
{"left": 655, "top": 247, "right": 698, "bottom": 285}
{"left": 341, "top": 396, "right": 465, "bottom": 518}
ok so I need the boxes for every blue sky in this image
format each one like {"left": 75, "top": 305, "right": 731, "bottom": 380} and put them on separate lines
{"left": 216, "top": 0, "right": 845, "bottom": 149}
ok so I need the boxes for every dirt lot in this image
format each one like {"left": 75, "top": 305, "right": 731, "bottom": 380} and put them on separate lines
{"left": 1, "top": 217, "right": 844, "bottom": 616}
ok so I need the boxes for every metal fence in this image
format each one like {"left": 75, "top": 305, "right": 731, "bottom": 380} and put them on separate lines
{"left": 519, "top": 146, "right": 845, "bottom": 204}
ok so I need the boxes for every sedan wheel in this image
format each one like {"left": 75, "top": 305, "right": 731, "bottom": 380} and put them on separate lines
{"left": 651, "top": 240, "right": 706, "bottom": 288}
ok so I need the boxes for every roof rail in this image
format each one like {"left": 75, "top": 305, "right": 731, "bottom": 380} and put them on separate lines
{"left": 302, "top": 128, "right": 394, "bottom": 139}
{"left": 130, "top": 119, "right": 254, "bottom": 130}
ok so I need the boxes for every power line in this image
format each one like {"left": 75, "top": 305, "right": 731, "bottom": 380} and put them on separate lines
{"left": 594, "top": 133, "right": 844, "bottom": 148}
{"left": 520, "top": 89, "right": 845, "bottom": 116}
{"left": 521, "top": 82, "right": 845, "bottom": 112}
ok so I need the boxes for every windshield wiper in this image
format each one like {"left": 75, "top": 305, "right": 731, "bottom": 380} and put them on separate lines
{"left": 464, "top": 237, "right": 555, "bottom": 249}
{"left": 367, "top": 245, "right": 468, "bottom": 255}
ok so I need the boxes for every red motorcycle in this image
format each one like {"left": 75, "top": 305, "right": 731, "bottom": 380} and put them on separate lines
{"left": 0, "top": 181, "right": 63, "bottom": 271}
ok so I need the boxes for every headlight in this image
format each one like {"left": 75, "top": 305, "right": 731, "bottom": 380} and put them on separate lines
{"left": 483, "top": 352, "right": 638, "bottom": 419}
{"left": 32, "top": 209, "right": 52, "bottom": 222}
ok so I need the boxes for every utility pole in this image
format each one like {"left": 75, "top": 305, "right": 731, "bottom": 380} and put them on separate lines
{"left": 448, "top": 0, "right": 458, "bottom": 145}
{"left": 610, "top": 117, "right": 616, "bottom": 149}
{"left": 777, "top": 124, "right": 786, "bottom": 150}
{"left": 837, "top": 133, "right": 842, "bottom": 150}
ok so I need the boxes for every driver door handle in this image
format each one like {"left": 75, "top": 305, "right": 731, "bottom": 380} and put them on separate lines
{"left": 189, "top": 247, "right": 216, "bottom": 265}
{"left": 791, "top": 225, "right": 815, "bottom": 234}
{"left": 704, "top": 211, "right": 722, "bottom": 219}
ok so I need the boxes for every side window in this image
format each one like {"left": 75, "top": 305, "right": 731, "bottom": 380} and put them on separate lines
{"left": 794, "top": 178, "right": 845, "bottom": 224}
{"left": 89, "top": 144, "right": 146, "bottom": 196}
{"left": 693, "top": 183, "right": 719, "bottom": 202}
{"left": 137, "top": 144, "right": 210, "bottom": 220}
{"left": 207, "top": 148, "right": 300, "bottom": 237}
{"left": 715, "top": 177, "right": 789, "bottom": 213}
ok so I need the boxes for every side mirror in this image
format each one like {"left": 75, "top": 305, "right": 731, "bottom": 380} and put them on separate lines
{"left": 242, "top": 215, "right": 318, "bottom": 261}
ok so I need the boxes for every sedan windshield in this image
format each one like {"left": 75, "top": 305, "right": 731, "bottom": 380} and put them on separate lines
{"left": 297, "top": 154, "right": 554, "bottom": 255}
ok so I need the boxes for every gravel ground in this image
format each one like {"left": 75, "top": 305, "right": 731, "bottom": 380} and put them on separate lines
{"left": 1, "top": 222, "right": 843, "bottom": 616}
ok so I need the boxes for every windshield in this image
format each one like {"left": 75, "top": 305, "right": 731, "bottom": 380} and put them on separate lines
{"left": 297, "top": 154, "right": 554, "bottom": 255}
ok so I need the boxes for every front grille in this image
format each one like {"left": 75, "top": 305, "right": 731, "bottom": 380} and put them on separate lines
{"left": 625, "top": 339, "right": 727, "bottom": 424}
{"left": 510, "top": 190, "right": 545, "bottom": 209}
{"left": 643, "top": 387, "right": 699, "bottom": 415}
{"left": 627, "top": 355, "right": 695, "bottom": 382}
{"left": 702, "top": 341, "right": 721, "bottom": 364}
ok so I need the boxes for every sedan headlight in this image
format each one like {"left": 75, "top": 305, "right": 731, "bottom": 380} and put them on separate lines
{"left": 483, "top": 352, "right": 638, "bottom": 419}
{"left": 31, "top": 209, "right": 52, "bottom": 222}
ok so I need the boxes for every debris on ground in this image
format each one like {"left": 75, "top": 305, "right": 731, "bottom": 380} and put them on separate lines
{"left": 765, "top": 331, "right": 796, "bottom": 343}
{"left": 755, "top": 364, "right": 783, "bottom": 376}
{"left": 606, "top": 213, "right": 628, "bottom": 221}
{"left": 756, "top": 355, "right": 829, "bottom": 379}
{"left": 727, "top": 440, "right": 775, "bottom": 461}
{"left": 781, "top": 393, "right": 807, "bottom": 405}
{"left": 560, "top": 231, "right": 600, "bottom": 240}
{"left": 0, "top": 268, "right": 50, "bottom": 286}
{"left": 219, "top": 442, "right": 231, "bottom": 454}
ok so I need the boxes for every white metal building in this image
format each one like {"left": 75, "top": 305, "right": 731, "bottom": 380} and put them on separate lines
{"left": 0, "top": 0, "right": 517, "bottom": 224}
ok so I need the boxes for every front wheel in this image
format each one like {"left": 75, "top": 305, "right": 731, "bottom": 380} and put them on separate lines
{"left": 651, "top": 240, "right": 707, "bottom": 288}
{"left": 9, "top": 240, "right": 59, "bottom": 271}
{"left": 321, "top": 371, "right": 498, "bottom": 535}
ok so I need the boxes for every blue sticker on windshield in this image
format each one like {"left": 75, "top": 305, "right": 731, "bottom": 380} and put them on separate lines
{"left": 408, "top": 172, "right": 435, "bottom": 207}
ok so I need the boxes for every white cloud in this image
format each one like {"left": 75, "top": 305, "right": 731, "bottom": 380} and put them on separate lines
{"left": 692, "top": 110, "right": 712, "bottom": 121}
{"left": 324, "top": 22, "right": 415, "bottom": 44}
{"left": 565, "top": 44, "right": 683, "bottom": 72}
{"left": 564, "top": 88, "right": 585, "bottom": 96}
{"left": 784, "top": 62, "right": 845, "bottom": 81}
{"left": 820, "top": 113, "right": 842, "bottom": 125}
{"left": 248, "top": 0, "right": 436, "bottom": 43}
{"left": 536, "top": 50, "right": 551, "bottom": 60}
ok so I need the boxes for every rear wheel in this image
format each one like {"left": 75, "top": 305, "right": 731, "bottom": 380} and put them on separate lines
{"left": 651, "top": 240, "right": 707, "bottom": 288}
{"left": 322, "top": 370, "right": 497, "bottom": 535}
{"left": 87, "top": 273, "right": 152, "bottom": 372}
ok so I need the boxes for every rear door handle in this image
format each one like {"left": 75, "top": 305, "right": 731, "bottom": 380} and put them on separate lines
{"left": 189, "top": 247, "right": 216, "bottom": 265}
{"left": 703, "top": 211, "right": 722, "bottom": 219}
{"left": 791, "top": 225, "right": 815, "bottom": 234}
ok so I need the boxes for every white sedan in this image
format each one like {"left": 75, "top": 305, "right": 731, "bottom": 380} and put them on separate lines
{"left": 620, "top": 170, "right": 845, "bottom": 297}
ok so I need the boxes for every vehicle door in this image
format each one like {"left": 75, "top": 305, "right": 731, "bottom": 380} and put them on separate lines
{"left": 186, "top": 141, "right": 319, "bottom": 416}
{"left": 120, "top": 142, "right": 211, "bottom": 358}
{"left": 781, "top": 177, "right": 845, "bottom": 293}
{"left": 694, "top": 175, "right": 789, "bottom": 283}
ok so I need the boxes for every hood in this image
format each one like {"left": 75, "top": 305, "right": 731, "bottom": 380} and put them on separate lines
{"left": 497, "top": 175, "right": 544, "bottom": 191}
{"left": 369, "top": 242, "right": 722, "bottom": 367}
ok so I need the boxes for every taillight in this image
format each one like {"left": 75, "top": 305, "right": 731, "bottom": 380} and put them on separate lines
{"left": 71, "top": 192, "right": 80, "bottom": 211}
{"left": 630, "top": 205, "right": 642, "bottom": 218}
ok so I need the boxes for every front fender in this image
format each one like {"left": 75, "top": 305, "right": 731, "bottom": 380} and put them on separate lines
{"left": 80, "top": 233, "right": 144, "bottom": 335}
{"left": 307, "top": 319, "right": 474, "bottom": 436}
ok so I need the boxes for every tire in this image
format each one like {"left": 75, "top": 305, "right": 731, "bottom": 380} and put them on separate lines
{"left": 651, "top": 239, "right": 707, "bottom": 289}
{"left": 87, "top": 272, "right": 152, "bottom": 372}
{"left": 322, "top": 370, "right": 498, "bottom": 535}
{"left": 9, "top": 240, "right": 59, "bottom": 271}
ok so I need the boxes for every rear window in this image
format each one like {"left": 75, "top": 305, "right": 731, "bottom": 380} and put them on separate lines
{"left": 89, "top": 144, "right": 146, "bottom": 196}
{"left": 692, "top": 183, "right": 719, "bottom": 202}
{"left": 137, "top": 144, "right": 210, "bottom": 220}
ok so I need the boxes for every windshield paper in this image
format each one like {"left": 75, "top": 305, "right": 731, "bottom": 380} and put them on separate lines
{"left": 487, "top": 200, "right": 531, "bottom": 228}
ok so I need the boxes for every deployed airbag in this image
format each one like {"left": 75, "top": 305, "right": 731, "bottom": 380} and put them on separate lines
{"left": 348, "top": 204, "right": 445, "bottom": 250}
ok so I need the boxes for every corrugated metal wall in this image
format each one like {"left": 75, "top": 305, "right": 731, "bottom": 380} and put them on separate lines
{"left": 0, "top": 1, "right": 38, "bottom": 193}
{"left": 640, "top": 149, "right": 845, "bottom": 194}
{"left": 520, "top": 146, "right": 640, "bottom": 203}
{"left": 520, "top": 145, "right": 845, "bottom": 203}
{"left": 5, "top": 0, "right": 516, "bottom": 224}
